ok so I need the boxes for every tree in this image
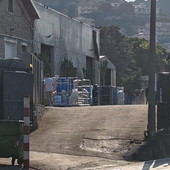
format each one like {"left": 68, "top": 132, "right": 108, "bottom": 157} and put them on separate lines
{"left": 100, "top": 26, "right": 134, "bottom": 85}
{"left": 100, "top": 26, "right": 170, "bottom": 98}
{"left": 60, "top": 58, "right": 77, "bottom": 77}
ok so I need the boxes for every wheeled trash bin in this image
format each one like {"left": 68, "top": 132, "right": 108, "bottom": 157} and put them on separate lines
{"left": 0, "top": 120, "right": 23, "bottom": 165}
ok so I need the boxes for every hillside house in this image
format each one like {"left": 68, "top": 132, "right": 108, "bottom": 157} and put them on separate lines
{"left": 78, "top": 2, "right": 98, "bottom": 15}
{"left": 110, "top": 0, "right": 124, "bottom": 8}
{"left": 133, "top": 3, "right": 150, "bottom": 16}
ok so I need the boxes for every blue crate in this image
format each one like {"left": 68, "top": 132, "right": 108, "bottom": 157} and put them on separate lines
{"left": 56, "top": 77, "right": 76, "bottom": 95}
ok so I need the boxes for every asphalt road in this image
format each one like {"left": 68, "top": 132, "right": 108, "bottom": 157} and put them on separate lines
{"left": 31, "top": 105, "right": 147, "bottom": 158}
{"left": 0, "top": 105, "right": 149, "bottom": 169}
{"left": 30, "top": 105, "right": 148, "bottom": 169}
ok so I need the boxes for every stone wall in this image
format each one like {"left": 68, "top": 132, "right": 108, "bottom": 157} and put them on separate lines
{"left": 0, "top": 0, "right": 33, "bottom": 58}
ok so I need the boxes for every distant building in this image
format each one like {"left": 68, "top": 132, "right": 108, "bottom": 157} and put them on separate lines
{"left": 110, "top": 0, "right": 124, "bottom": 8}
{"left": 132, "top": 25, "right": 150, "bottom": 40}
{"left": 133, "top": 3, "right": 150, "bottom": 16}
{"left": 0, "top": 0, "right": 39, "bottom": 59}
{"left": 155, "top": 22, "right": 170, "bottom": 46}
{"left": 78, "top": 2, "right": 98, "bottom": 15}
{"left": 144, "top": 21, "right": 170, "bottom": 48}
{"left": 132, "top": 20, "right": 170, "bottom": 49}
{"left": 133, "top": 2, "right": 160, "bottom": 16}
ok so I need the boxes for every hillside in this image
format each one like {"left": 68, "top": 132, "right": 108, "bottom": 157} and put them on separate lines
{"left": 157, "top": 0, "right": 170, "bottom": 17}
{"left": 34, "top": 0, "right": 170, "bottom": 18}
{"left": 34, "top": 0, "right": 82, "bottom": 16}
{"left": 33, "top": 0, "right": 170, "bottom": 50}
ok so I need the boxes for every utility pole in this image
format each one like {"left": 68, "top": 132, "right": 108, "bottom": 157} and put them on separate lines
{"left": 148, "top": 0, "right": 156, "bottom": 137}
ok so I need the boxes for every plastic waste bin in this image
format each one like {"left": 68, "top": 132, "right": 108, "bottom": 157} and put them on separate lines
{"left": 0, "top": 120, "right": 23, "bottom": 165}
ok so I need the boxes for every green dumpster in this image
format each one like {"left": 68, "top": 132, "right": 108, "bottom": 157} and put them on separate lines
{"left": 0, "top": 120, "right": 23, "bottom": 165}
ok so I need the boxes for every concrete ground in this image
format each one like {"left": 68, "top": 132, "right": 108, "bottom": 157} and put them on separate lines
{"left": 1, "top": 152, "right": 170, "bottom": 170}
{"left": 1, "top": 105, "right": 170, "bottom": 169}
{"left": 30, "top": 105, "right": 147, "bottom": 159}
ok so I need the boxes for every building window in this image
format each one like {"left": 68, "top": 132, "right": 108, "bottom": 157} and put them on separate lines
{"left": 4, "top": 38, "right": 17, "bottom": 59}
{"left": 22, "top": 45, "right": 27, "bottom": 52}
{"left": 21, "top": 42, "right": 27, "bottom": 52}
{"left": 8, "top": 0, "right": 13, "bottom": 13}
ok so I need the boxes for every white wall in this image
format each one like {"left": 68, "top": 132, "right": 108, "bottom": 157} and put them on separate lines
{"left": 34, "top": 2, "right": 100, "bottom": 83}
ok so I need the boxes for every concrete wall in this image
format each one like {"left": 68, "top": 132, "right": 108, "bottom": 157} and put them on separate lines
{"left": 33, "top": 2, "right": 100, "bottom": 84}
{"left": 0, "top": 0, "right": 33, "bottom": 58}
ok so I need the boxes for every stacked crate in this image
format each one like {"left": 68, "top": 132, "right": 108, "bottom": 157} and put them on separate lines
{"left": 73, "top": 79, "right": 92, "bottom": 106}
{"left": 53, "top": 77, "right": 76, "bottom": 106}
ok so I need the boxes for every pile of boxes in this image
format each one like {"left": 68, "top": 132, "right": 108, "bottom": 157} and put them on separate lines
{"left": 53, "top": 78, "right": 93, "bottom": 106}
{"left": 52, "top": 77, "right": 125, "bottom": 107}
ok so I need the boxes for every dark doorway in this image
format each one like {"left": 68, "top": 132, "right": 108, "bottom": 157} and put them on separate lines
{"left": 105, "top": 68, "right": 111, "bottom": 85}
{"left": 86, "top": 56, "right": 94, "bottom": 83}
{"left": 41, "top": 44, "right": 54, "bottom": 76}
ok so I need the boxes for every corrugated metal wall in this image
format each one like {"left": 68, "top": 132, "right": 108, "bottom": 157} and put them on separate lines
{"left": 2, "top": 71, "right": 33, "bottom": 120}
{"left": 0, "top": 55, "right": 43, "bottom": 121}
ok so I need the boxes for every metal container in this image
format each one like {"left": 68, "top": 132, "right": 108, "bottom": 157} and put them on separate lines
{"left": 0, "top": 71, "right": 33, "bottom": 120}
{"left": 0, "top": 59, "right": 33, "bottom": 121}
{"left": 157, "top": 102, "right": 170, "bottom": 130}
{"left": 99, "top": 86, "right": 114, "bottom": 105}
{"left": 0, "top": 120, "right": 23, "bottom": 165}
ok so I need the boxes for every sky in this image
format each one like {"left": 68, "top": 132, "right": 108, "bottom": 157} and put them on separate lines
{"left": 125, "top": 0, "right": 135, "bottom": 2}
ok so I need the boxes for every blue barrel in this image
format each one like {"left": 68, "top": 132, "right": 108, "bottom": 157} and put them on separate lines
{"left": 68, "top": 77, "right": 76, "bottom": 94}
{"left": 53, "top": 95, "right": 62, "bottom": 105}
{"left": 56, "top": 77, "right": 76, "bottom": 95}
{"left": 56, "top": 82, "right": 61, "bottom": 93}
{"left": 58, "top": 78, "right": 69, "bottom": 93}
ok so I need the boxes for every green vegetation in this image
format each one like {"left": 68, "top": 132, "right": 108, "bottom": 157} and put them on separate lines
{"left": 60, "top": 58, "right": 77, "bottom": 77}
{"left": 100, "top": 26, "right": 170, "bottom": 97}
